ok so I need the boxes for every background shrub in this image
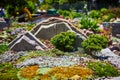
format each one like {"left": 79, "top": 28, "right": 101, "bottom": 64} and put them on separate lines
{"left": 88, "top": 10, "right": 101, "bottom": 19}
{"left": 102, "top": 13, "right": 116, "bottom": 22}
{"left": 104, "top": 7, "right": 120, "bottom": 18}
{"left": 50, "top": 31, "right": 76, "bottom": 52}
{"left": 80, "top": 17, "right": 99, "bottom": 32}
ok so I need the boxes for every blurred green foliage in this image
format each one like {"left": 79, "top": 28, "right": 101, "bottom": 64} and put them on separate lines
{"left": 0, "top": 63, "right": 20, "bottom": 80}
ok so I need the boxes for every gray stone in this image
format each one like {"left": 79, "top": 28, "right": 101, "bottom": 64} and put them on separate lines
{"left": 8, "top": 31, "right": 47, "bottom": 51}
{"left": 31, "top": 17, "right": 87, "bottom": 48}
{"left": 31, "top": 17, "right": 87, "bottom": 40}
{"left": 95, "top": 48, "right": 120, "bottom": 69}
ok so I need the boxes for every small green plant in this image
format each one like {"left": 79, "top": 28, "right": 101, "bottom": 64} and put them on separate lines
{"left": 0, "top": 44, "right": 8, "bottom": 54}
{"left": 50, "top": 31, "right": 76, "bottom": 52}
{"left": 82, "top": 34, "right": 108, "bottom": 52}
{"left": 87, "top": 62, "right": 120, "bottom": 77}
{"left": 100, "top": 8, "right": 107, "bottom": 14}
{"left": 80, "top": 17, "right": 99, "bottom": 32}
{"left": 89, "top": 10, "right": 101, "bottom": 19}
{"left": 102, "top": 13, "right": 116, "bottom": 22}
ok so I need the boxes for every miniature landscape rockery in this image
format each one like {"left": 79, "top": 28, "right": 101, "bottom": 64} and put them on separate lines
{"left": 1, "top": 5, "right": 120, "bottom": 79}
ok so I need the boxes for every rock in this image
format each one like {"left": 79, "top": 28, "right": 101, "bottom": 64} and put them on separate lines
{"left": 8, "top": 31, "right": 48, "bottom": 51}
{"left": 95, "top": 48, "right": 120, "bottom": 69}
{"left": 31, "top": 17, "right": 86, "bottom": 48}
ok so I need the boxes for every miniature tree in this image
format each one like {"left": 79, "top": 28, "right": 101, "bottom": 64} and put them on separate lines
{"left": 81, "top": 34, "right": 108, "bottom": 53}
{"left": 50, "top": 31, "right": 76, "bottom": 52}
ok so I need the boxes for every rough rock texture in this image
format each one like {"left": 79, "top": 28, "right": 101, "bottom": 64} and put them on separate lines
{"left": 31, "top": 17, "right": 87, "bottom": 40}
{"left": 31, "top": 17, "right": 86, "bottom": 48}
{"left": 95, "top": 48, "right": 120, "bottom": 69}
{"left": 8, "top": 31, "right": 48, "bottom": 51}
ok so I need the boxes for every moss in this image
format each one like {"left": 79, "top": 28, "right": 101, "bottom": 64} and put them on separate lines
{"left": 46, "top": 66, "right": 93, "bottom": 79}
{"left": 0, "top": 63, "right": 20, "bottom": 80}
{"left": 87, "top": 62, "right": 120, "bottom": 77}
{"left": 19, "top": 65, "right": 39, "bottom": 79}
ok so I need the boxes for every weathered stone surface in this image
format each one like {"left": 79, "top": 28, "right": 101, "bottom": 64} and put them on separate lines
{"left": 31, "top": 17, "right": 87, "bottom": 40}
{"left": 8, "top": 31, "right": 48, "bottom": 51}
{"left": 95, "top": 48, "right": 120, "bottom": 69}
{"left": 31, "top": 17, "right": 86, "bottom": 48}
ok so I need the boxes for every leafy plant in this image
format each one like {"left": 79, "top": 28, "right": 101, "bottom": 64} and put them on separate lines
{"left": 100, "top": 8, "right": 107, "bottom": 14}
{"left": 80, "top": 17, "right": 99, "bottom": 32}
{"left": 87, "top": 62, "right": 120, "bottom": 77}
{"left": 72, "top": 12, "right": 84, "bottom": 18}
{"left": 89, "top": 10, "right": 101, "bottom": 19}
{"left": 102, "top": 13, "right": 116, "bottom": 22}
{"left": 50, "top": 31, "right": 76, "bottom": 52}
{"left": 81, "top": 34, "right": 108, "bottom": 52}
{"left": 58, "top": 9, "right": 84, "bottom": 19}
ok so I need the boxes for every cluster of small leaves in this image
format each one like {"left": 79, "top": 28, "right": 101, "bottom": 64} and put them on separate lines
{"left": 87, "top": 62, "right": 120, "bottom": 77}
{"left": 50, "top": 31, "right": 76, "bottom": 52}
{"left": 82, "top": 34, "right": 108, "bottom": 52}
{"left": 80, "top": 17, "right": 99, "bottom": 32}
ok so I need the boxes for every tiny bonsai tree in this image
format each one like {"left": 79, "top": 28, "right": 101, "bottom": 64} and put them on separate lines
{"left": 50, "top": 31, "right": 76, "bottom": 52}
{"left": 81, "top": 34, "right": 108, "bottom": 53}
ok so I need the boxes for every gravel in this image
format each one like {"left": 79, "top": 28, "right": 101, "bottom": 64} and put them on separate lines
{"left": 0, "top": 51, "right": 26, "bottom": 63}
